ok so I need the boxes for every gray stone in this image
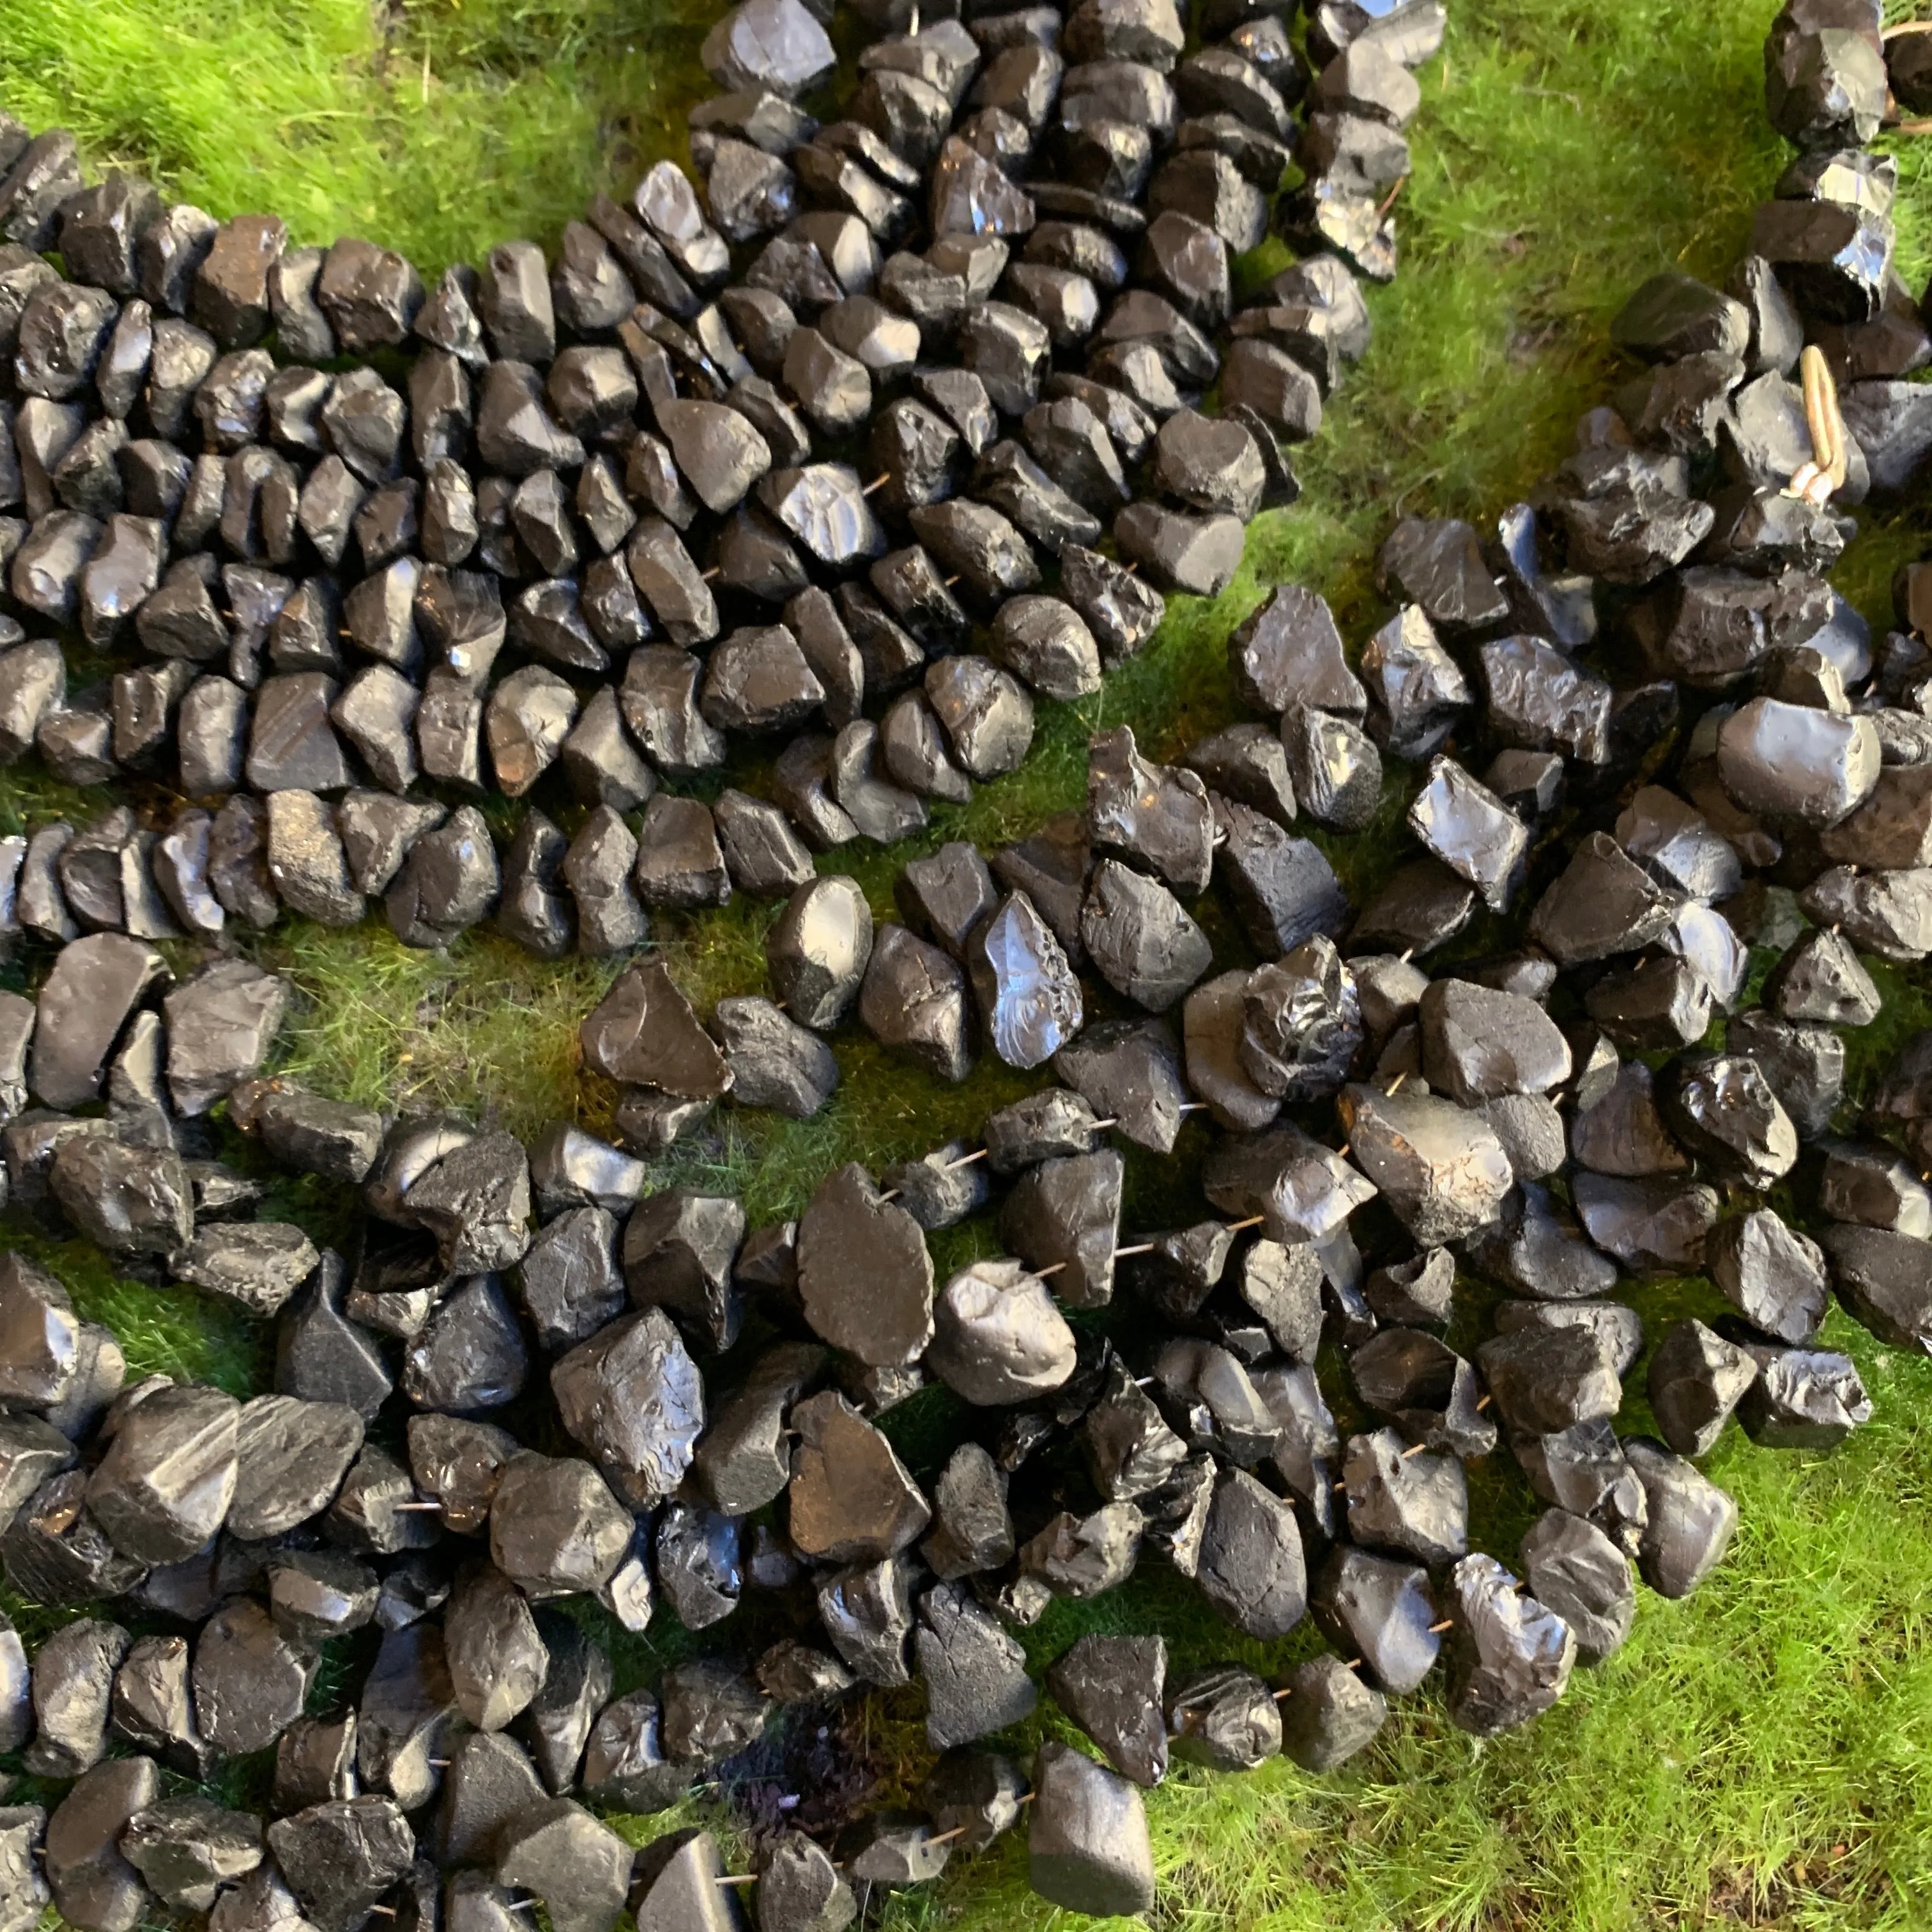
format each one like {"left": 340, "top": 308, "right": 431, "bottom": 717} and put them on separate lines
{"left": 489, "top": 1453, "right": 633, "bottom": 1600}
{"left": 1060, "top": 542, "right": 1166, "bottom": 665}
{"left": 962, "top": 887, "right": 1081, "bottom": 1069}
{"left": 228, "top": 1393, "right": 364, "bottom": 1538}
{"left": 1622, "top": 1436, "right": 1738, "bottom": 1598}
{"left": 1235, "top": 939, "right": 1362, "bottom": 1103}
{"left": 1027, "top": 1741, "right": 1154, "bottom": 1920}
{"left": 1819, "top": 1224, "right": 1932, "bottom": 1353}
{"left": 1001, "top": 1150, "right": 1124, "bottom": 1310}
{"left": 1716, "top": 696, "right": 1879, "bottom": 827}
{"left": 119, "top": 1799, "right": 262, "bottom": 1912}
{"left": 433, "top": 1729, "right": 546, "bottom": 1867}
{"left": 1195, "top": 1466, "right": 1306, "bottom": 1639}
{"left": 985, "top": 594, "right": 1099, "bottom": 702}
{"left": 878, "top": 1140, "right": 989, "bottom": 1234}
{"left": 1080, "top": 859, "right": 1213, "bottom": 1013}
{"left": 1519, "top": 1508, "right": 1635, "bottom": 1661}
{"left": 444, "top": 1565, "right": 548, "bottom": 1732}
{"left": 85, "top": 1384, "right": 236, "bottom": 1563}
{"left": 1407, "top": 756, "right": 1528, "bottom": 912}
{"left": 551, "top": 1306, "right": 704, "bottom": 1508}
{"left": 1708, "top": 1207, "right": 1828, "bottom": 1344}
{"left": 1342, "top": 1426, "right": 1467, "bottom": 1565}
{"left": 268, "top": 1799, "right": 418, "bottom": 1932}
{"left": 1417, "top": 977, "right": 1568, "bottom": 1106}
{"left": 28, "top": 931, "right": 167, "bottom": 1109}
{"left": 917, "top": 1582, "right": 1036, "bottom": 1749}
{"left": 47, "top": 1756, "right": 160, "bottom": 1932}
{"left": 24, "top": 1618, "right": 128, "bottom": 1777}
{"left": 580, "top": 962, "right": 732, "bottom": 1100}
{"left": 1444, "top": 1553, "right": 1575, "bottom": 1736}
{"left": 1645, "top": 1319, "right": 1756, "bottom": 1457}
{"left": 653, "top": 1503, "right": 741, "bottom": 1630}
{"left": 0, "top": 1805, "right": 48, "bottom": 1932}
{"left": 576, "top": 1689, "right": 681, "bottom": 1813}
{"left": 1218, "top": 799, "right": 1353, "bottom": 958}
{"left": 1165, "top": 1664, "right": 1280, "bottom": 1773}
{"left": 1054, "top": 1017, "right": 1188, "bottom": 1154}
{"left": 1275, "top": 1653, "right": 1386, "bottom": 1771}
{"left": 754, "top": 1831, "right": 854, "bottom": 1932}
{"left": 193, "top": 1598, "right": 315, "bottom": 1757}
{"left": 1336, "top": 1083, "right": 1509, "bottom": 1244}
{"left": 266, "top": 1552, "right": 380, "bottom": 1647}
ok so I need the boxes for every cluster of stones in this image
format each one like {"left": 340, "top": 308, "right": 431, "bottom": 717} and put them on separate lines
{"left": 0, "top": 0, "right": 1441, "bottom": 959}
{"left": 3, "top": 0, "right": 1932, "bottom": 1928}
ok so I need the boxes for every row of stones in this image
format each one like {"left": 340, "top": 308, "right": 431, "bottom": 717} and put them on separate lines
{"left": 0, "top": 0, "right": 1443, "bottom": 955}
{"left": 8, "top": 0, "right": 1932, "bottom": 1928}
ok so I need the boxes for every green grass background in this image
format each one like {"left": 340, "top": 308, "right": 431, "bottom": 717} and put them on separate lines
{"left": 2, "top": 0, "right": 1932, "bottom": 1924}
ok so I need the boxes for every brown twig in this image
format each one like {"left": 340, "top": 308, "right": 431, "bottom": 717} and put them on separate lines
{"left": 1785, "top": 343, "right": 1849, "bottom": 503}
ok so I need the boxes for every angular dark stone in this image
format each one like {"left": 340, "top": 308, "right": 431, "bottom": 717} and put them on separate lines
{"left": 1218, "top": 799, "right": 1352, "bottom": 959}
{"left": 84, "top": 1384, "right": 236, "bottom": 1563}
{"left": 1706, "top": 1207, "right": 1828, "bottom": 1344}
{"left": 1622, "top": 1436, "right": 1738, "bottom": 1598}
{"left": 916, "top": 1581, "right": 1036, "bottom": 1749}
{"left": 29, "top": 931, "right": 167, "bottom": 1110}
{"left": 1417, "top": 977, "right": 1568, "bottom": 1107}
{"left": 1080, "top": 859, "right": 1213, "bottom": 1013}
{"left": 111, "top": 1633, "right": 210, "bottom": 1779}
{"left": 1657, "top": 1053, "right": 1797, "bottom": 1190}
{"left": 1519, "top": 1425, "right": 1648, "bottom": 1565}
{"left": 489, "top": 1454, "right": 633, "bottom": 1600}
{"left": 1193, "top": 1466, "right": 1306, "bottom": 1638}
{"left": 1818, "top": 1224, "right": 1932, "bottom": 1353}
{"left": 1277, "top": 1652, "right": 1386, "bottom": 1770}
{"left": 765, "top": 875, "right": 873, "bottom": 1030}
{"left": 1333, "top": 1082, "right": 1508, "bottom": 1245}
{"left": 275, "top": 1255, "right": 394, "bottom": 1420}
{"left": 46, "top": 1756, "right": 161, "bottom": 1932}
{"left": 494, "top": 1802, "right": 632, "bottom": 1932}
{"left": 1235, "top": 938, "right": 1363, "bottom": 1103}
{"left": 1528, "top": 831, "right": 1680, "bottom": 967}
{"left": 1000, "top": 1149, "right": 1124, "bottom": 1311}
{"left": 227, "top": 1393, "right": 364, "bottom": 1539}
{"left": 1342, "top": 1426, "right": 1467, "bottom": 1565}
{"left": 432, "top": 1729, "right": 546, "bottom": 1866}
{"left": 1407, "top": 756, "right": 1528, "bottom": 912}
{"left": 753, "top": 1831, "right": 855, "bottom": 1932}
{"left": 576, "top": 1689, "right": 681, "bottom": 1813}
{"left": 443, "top": 1565, "right": 547, "bottom": 1733}
{"left": 1519, "top": 1508, "right": 1635, "bottom": 1661}
{"left": 1087, "top": 724, "right": 1213, "bottom": 896}
{"left": 853, "top": 923, "right": 971, "bottom": 1080}
{"left": 1163, "top": 1662, "right": 1280, "bottom": 1776}
{"left": 816, "top": 1553, "right": 918, "bottom": 1685}
{"left": 794, "top": 1162, "right": 935, "bottom": 1366}
{"left": 119, "top": 1799, "right": 262, "bottom": 1912}
{"left": 1051, "top": 1017, "right": 1187, "bottom": 1156}
{"left": 1282, "top": 703, "right": 1382, "bottom": 831}
{"left": 1444, "top": 1553, "right": 1575, "bottom": 1736}
{"left": 1027, "top": 1741, "right": 1154, "bottom": 1921}
{"left": 192, "top": 1598, "right": 315, "bottom": 1757}
{"left": 405, "top": 1414, "right": 518, "bottom": 1535}
{"left": 24, "top": 1618, "right": 127, "bottom": 1778}
{"left": 579, "top": 962, "right": 732, "bottom": 1100}
{"left": 618, "top": 1191, "right": 746, "bottom": 1356}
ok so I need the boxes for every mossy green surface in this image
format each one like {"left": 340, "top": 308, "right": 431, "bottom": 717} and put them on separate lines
{"left": 1, "top": 0, "right": 1931, "bottom": 1924}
